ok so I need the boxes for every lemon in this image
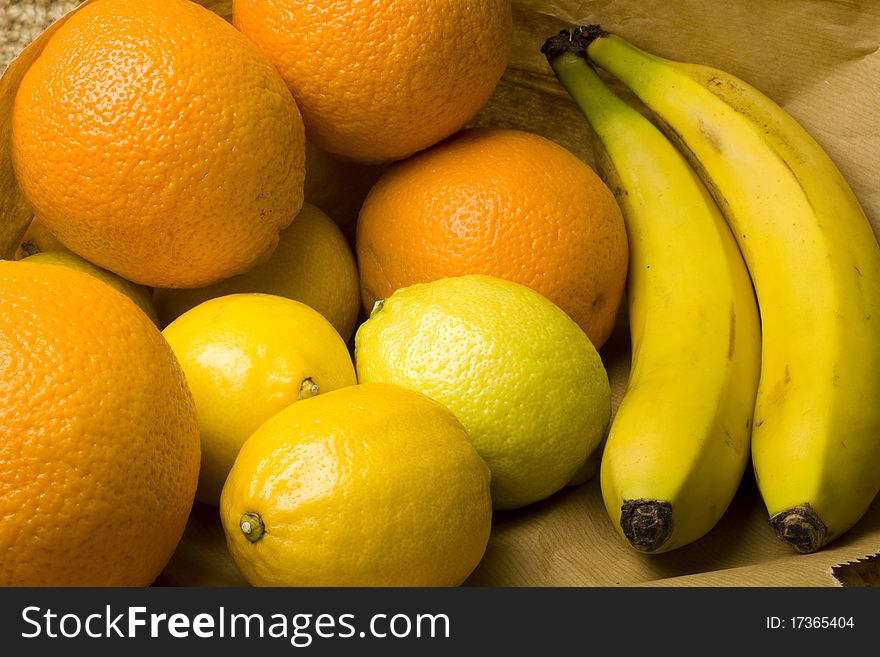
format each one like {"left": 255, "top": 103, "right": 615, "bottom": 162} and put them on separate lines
{"left": 220, "top": 382, "right": 492, "bottom": 587}
{"left": 21, "top": 250, "right": 159, "bottom": 326}
{"left": 153, "top": 203, "right": 361, "bottom": 342}
{"left": 161, "top": 292, "right": 357, "bottom": 506}
{"left": 354, "top": 274, "right": 612, "bottom": 510}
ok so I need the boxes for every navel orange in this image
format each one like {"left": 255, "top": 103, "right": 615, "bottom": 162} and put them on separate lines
{"left": 232, "top": 0, "right": 512, "bottom": 163}
{"left": 22, "top": 250, "right": 160, "bottom": 327}
{"left": 356, "top": 127, "right": 629, "bottom": 350}
{"left": 10, "top": 0, "right": 306, "bottom": 289}
{"left": 0, "top": 260, "right": 201, "bottom": 586}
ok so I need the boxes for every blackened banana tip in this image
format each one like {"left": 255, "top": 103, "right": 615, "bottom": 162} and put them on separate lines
{"left": 571, "top": 24, "right": 609, "bottom": 53}
{"left": 541, "top": 24, "right": 608, "bottom": 61}
{"left": 540, "top": 29, "right": 574, "bottom": 60}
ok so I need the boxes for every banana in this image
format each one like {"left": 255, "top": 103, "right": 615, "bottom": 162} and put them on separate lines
{"left": 542, "top": 37, "right": 761, "bottom": 553}
{"left": 569, "top": 25, "right": 880, "bottom": 553}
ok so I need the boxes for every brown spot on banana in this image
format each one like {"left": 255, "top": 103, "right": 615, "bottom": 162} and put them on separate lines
{"left": 728, "top": 303, "right": 736, "bottom": 361}
{"left": 698, "top": 118, "right": 724, "bottom": 153}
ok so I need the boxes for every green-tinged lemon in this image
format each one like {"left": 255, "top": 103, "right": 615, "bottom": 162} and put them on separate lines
{"left": 354, "top": 274, "right": 612, "bottom": 510}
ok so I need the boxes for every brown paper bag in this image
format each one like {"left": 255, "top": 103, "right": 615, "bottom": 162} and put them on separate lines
{"left": 2, "top": 0, "right": 878, "bottom": 587}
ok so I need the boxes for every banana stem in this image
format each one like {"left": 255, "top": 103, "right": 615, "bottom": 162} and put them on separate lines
{"left": 541, "top": 25, "right": 608, "bottom": 62}
{"left": 546, "top": 25, "right": 673, "bottom": 102}
{"left": 542, "top": 28, "right": 648, "bottom": 149}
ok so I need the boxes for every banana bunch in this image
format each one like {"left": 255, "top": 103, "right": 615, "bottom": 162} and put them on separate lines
{"left": 542, "top": 26, "right": 880, "bottom": 554}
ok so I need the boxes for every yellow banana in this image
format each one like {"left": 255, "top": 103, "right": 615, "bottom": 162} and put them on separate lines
{"left": 542, "top": 39, "right": 761, "bottom": 553}
{"left": 574, "top": 25, "right": 880, "bottom": 553}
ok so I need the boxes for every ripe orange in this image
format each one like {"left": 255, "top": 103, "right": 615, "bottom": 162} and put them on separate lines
{"left": 22, "top": 250, "right": 161, "bottom": 327}
{"left": 356, "top": 127, "right": 629, "bottom": 350}
{"left": 231, "top": 0, "right": 513, "bottom": 164}
{"left": 10, "top": 0, "right": 306, "bottom": 289}
{"left": 0, "top": 260, "right": 201, "bottom": 586}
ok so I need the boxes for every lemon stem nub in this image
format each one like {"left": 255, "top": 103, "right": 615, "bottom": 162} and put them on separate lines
{"left": 298, "top": 377, "right": 319, "bottom": 400}
{"left": 19, "top": 241, "right": 41, "bottom": 258}
{"left": 240, "top": 512, "right": 265, "bottom": 543}
{"left": 370, "top": 299, "right": 385, "bottom": 318}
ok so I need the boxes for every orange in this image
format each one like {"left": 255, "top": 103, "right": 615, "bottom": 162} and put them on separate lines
{"left": 232, "top": 0, "right": 513, "bottom": 164}
{"left": 22, "top": 250, "right": 161, "bottom": 327}
{"left": 10, "top": 0, "right": 306, "bottom": 289}
{"left": 356, "top": 127, "right": 629, "bottom": 350}
{"left": 0, "top": 260, "right": 201, "bottom": 586}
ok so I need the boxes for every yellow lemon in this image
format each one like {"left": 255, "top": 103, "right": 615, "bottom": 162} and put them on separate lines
{"left": 21, "top": 250, "right": 160, "bottom": 326}
{"left": 162, "top": 293, "right": 357, "bottom": 506}
{"left": 354, "top": 274, "right": 612, "bottom": 510}
{"left": 154, "top": 203, "right": 361, "bottom": 342}
{"left": 220, "top": 382, "right": 492, "bottom": 587}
